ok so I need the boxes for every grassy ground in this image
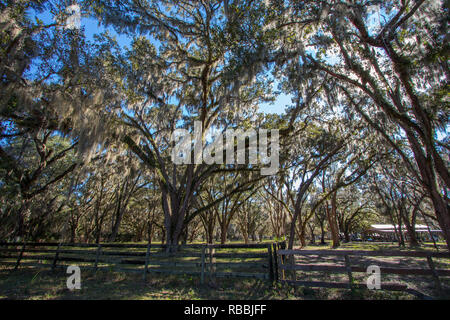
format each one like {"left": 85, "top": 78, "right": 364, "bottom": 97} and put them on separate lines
{"left": 288, "top": 241, "right": 450, "bottom": 299}
{"left": 0, "top": 241, "right": 448, "bottom": 300}
{"left": 299, "top": 240, "right": 448, "bottom": 251}
{"left": 0, "top": 266, "right": 419, "bottom": 300}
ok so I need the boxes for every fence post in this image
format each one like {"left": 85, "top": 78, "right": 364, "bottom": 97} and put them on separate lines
{"left": 51, "top": 243, "right": 62, "bottom": 271}
{"left": 426, "top": 255, "right": 442, "bottom": 294}
{"left": 267, "top": 244, "right": 274, "bottom": 281}
{"left": 288, "top": 253, "right": 296, "bottom": 281}
{"left": 273, "top": 243, "right": 279, "bottom": 282}
{"left": 277, "top": 243, "right": 285, "bottom": 280}
{"left": 344, "top": 255, "right": 354, "bottom": 291}
{"left": 94, "top": 244, "right": 102, "bottom": 271}
{"left": 279, "top": 241, "right": 287, "bottom": 278}
{"left": 14, "top": 243, "right": 26, "bottom": 271}
{"left": 201, "top": 245, "right": 206, "bottom": 284}
{"left": 143, "top": 243, "right": 151, "bottom": 281}
{"left": 208, "top": 245, "right": 216, "bottom": 281}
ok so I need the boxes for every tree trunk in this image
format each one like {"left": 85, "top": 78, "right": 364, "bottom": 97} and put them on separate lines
{"left": 327, "top": 193, "right": 341, "bottom": 248}
{"left": 309, "top": 224, "right": 316, "bottom": 244}
{"left": 404, "top": 130, "right": 450, "bottom": 251}
{"left": 299, "top": 230, "right": 306, "bottom": 248}
{"left": 147, "top": 220, "right": 153, "bottom": 245}
{"left": 161, "top": 228, "right": 166, "bottom": 245}
{"left": 243, "top": 232, "right": 249, "bottom": 244}
{"left": 319, "top": 218, "right": 326, "bottom": 244}
{"left": 109, "top": 207, "right": 125, "bottom": 242}
{"left": 320, "top": 228, "right": 326, "bottom": 245}
{"left": 402, "top": 213, "right": 419, "bottom": 247}
{"left": 343, "top": 229, "right": 350, "bottom": 243}
{"left": 428, "top": 189, "right": 450, "bottom": 251}
{"left": 220, "top": 223, "right": 228, "bottom": 244}
{"left": 207, "top": 228, "right": 214, "bottom": 244}
{"left": 14, "top": 200, "right": 30, "bottom": 240}
{"left": 161, "top": 187, "right": 190, "bottom": 252}
{"left": 181, "top": 225, "right": 188, "bottom": 245}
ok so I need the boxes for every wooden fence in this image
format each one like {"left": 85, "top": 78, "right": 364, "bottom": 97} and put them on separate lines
{"left": 276, "top": 249, "right": 450, "bottom": 298}
{"left": 3, "top": 242, "right": 447, "bottom": 297}
{"left": 0, "top": 242, "right": 285, "bottom": 283}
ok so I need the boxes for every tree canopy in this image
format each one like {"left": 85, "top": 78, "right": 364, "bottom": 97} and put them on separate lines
{"left": 0, "top": 0, "right": 448, "bottom": 251}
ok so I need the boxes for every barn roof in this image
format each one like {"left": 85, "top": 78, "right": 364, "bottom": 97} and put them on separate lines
{"left": 369, "top": 224, "right": 441, "bottom": 233}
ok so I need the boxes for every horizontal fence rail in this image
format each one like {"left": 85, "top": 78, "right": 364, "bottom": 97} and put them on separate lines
{"left": 277, "top": 249, "right": 450, "bottom": 299}
{"left": 0, "top": 242, "right": 285, "bottom": 283}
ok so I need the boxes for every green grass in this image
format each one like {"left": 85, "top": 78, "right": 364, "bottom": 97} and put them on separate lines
{"left": 300, "top": 241, "right": 447, "bottom": 251}
{"left": 0, "top": 266, "right": 419, "bottom": 300}
{"left": 285, "top": 241, "right": 450, "bottom": 299}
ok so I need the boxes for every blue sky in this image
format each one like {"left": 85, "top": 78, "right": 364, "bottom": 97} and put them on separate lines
{"left": 83, "top": 15, "right": 292, "bottom": 115}
{"left": 31, "top": 9, "right": 290, "bottom": 115}
{"left": 259, "top": 93, "right": 291, "bottom": 114}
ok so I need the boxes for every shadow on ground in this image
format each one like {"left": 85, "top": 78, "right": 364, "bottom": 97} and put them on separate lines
{"left": 0, "top": 266, "right": 433, "bottom": 300}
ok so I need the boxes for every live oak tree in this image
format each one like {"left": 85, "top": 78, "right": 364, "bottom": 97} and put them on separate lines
{"left": 1, "top": 1, "right": 447, "bottom": 251}
{"left": 264, "top": 122, "right": 345, "bottom": 249}
{"left": 236, "top": 194, "right": 267, "bottom": 244}
{"left": 90, "top": 0, "right": 276, "bottom": 249}
{"left": 276, "top": 0, "right": 450, "bottom": 250}
{"left": 0, "top": 1, "right": 126, "bottom": 240}
{"left": 197, "top": 171, "right": 258, "bottom": 244}
{"left": 0, "top": 133, "right": 78, "bottom": 239}
{"left": 319, "top": 136, "right": 381, "bottom": 248}
{"left": 369, "top": 156, "right": 437, "bottom": 247}
{"left": 334, "top": 184, "right": 375, "bottom": 243}
{"left": 261, "top": 176, "right": 289, "bottom": 241}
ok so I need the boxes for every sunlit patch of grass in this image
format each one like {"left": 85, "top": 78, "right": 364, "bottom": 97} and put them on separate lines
{"left": 0, "top": 267, "right": 428, "bottom": 300}
{"left": 0, "top": 268, "right": 305, "bottom": 300}
{"left": 301, "top": 242, "right": 446, "bottom": 252}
